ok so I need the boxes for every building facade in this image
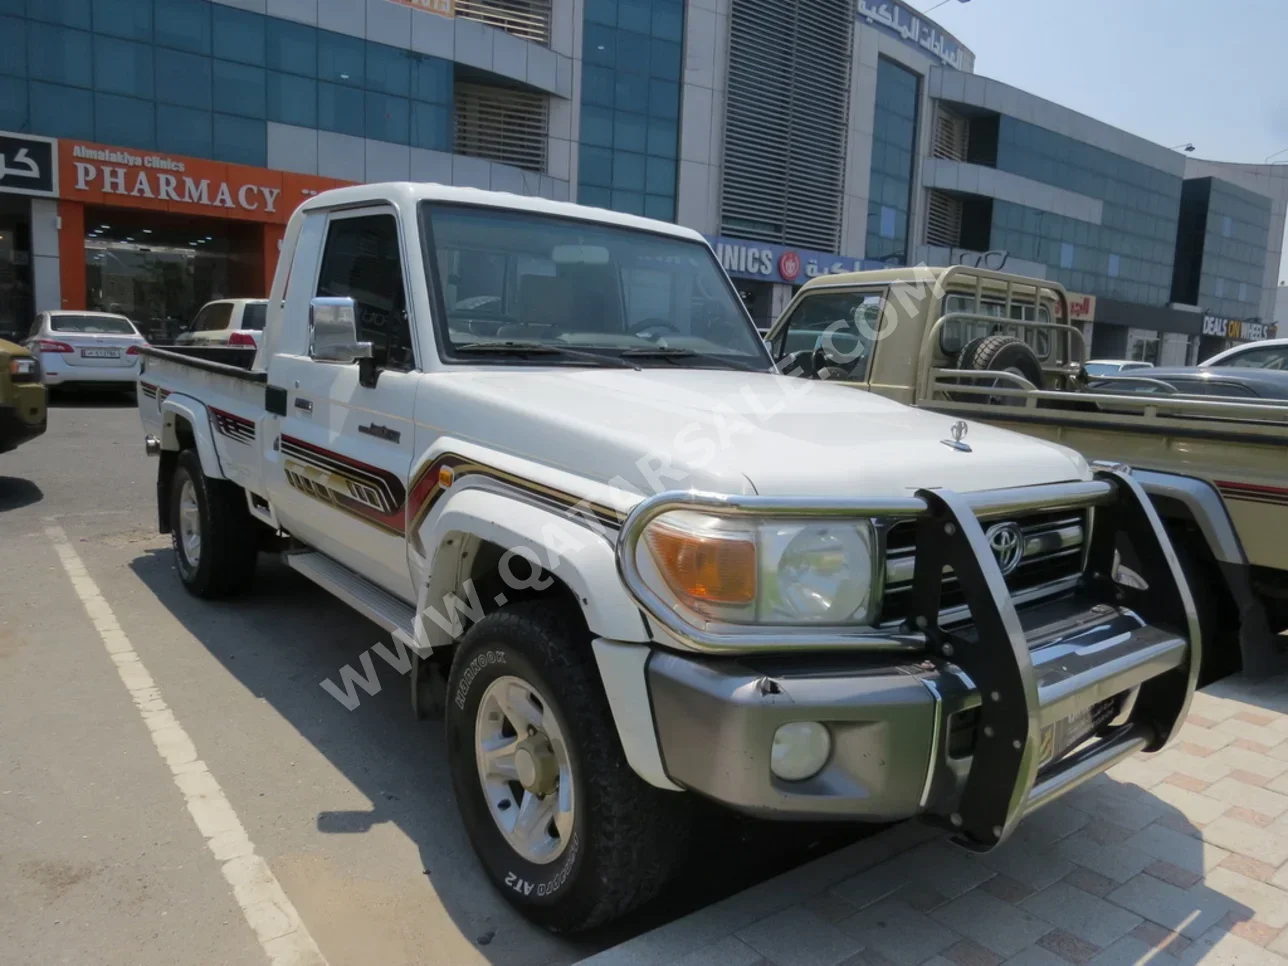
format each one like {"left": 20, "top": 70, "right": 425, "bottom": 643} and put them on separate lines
{"left": 0, "top": 0, "right": 1282, "bottom": 355}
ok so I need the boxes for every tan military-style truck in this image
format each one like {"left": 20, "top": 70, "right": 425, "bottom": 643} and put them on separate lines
{"left": 765, "top": 265, "right": 1287, "bottom": 681}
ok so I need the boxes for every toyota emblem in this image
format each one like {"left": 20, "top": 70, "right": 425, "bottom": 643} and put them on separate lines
{"left": 985, "top": 522, "right": 1024, "bottom": 575}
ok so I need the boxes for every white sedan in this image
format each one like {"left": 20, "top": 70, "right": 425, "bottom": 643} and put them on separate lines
{"left": 26, "top": 311, "right": 148, "bottom": 390}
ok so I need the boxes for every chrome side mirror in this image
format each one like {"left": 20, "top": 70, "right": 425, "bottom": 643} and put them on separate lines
{"left": 309, "top": 297, "right": 373, "bottom": 364}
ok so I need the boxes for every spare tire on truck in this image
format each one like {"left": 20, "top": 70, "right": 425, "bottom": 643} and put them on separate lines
{"left": 955, "top": 335, "right": 1044, "bottom": 405}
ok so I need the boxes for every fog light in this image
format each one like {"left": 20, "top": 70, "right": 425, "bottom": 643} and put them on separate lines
{"left": 770, "top": 721, "right": 831, "bottom": 781}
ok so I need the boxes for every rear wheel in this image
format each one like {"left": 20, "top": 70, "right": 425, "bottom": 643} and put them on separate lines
{"left": 445, "top": 601, "right": 690, "bottom": 932}
{"left": 169, "top": 448, "right": 258, "bottom": 598}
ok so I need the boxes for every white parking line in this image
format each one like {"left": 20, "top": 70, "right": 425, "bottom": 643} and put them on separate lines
{"left": 44, "top": 524, "right": 328, "bottom": 966}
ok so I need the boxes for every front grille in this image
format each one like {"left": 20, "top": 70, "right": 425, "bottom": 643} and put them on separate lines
{"left": 879, "top": 509, "right": 1086, "bottom": 627}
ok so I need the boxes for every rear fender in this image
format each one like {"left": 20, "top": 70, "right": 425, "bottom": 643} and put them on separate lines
{"left": 160, "top": 394, "right": 225, "bottom": 480}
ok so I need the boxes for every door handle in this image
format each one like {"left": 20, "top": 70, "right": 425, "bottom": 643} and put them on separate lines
{"left": 294, "top": 397, "right": 313, "bottom": 413}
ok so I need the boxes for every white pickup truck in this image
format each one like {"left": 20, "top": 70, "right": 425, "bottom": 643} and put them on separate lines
{"left": 137, "top": 183, "right": 1199, "bottom": 933}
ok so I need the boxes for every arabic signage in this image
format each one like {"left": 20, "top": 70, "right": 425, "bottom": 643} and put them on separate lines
{"left": 856, "top": 0, "right": 973, "bottom": 72}
{"left": 386, "top": 0, "right": 453, "bottom": 17}
{"left": 1202, "top": 315, "right": 1276, "bottom": 342}
{"left": 1066, "top": 292, "right": 1096, "bottom": 323}
{"left": 706, "top": 235, "right": 886, "bottom": 285}
{"left": 60, "top": 141, "right": 349, "bottom": 224}
{"left": 0, "top": 132, "right": 57, "bottom": 197}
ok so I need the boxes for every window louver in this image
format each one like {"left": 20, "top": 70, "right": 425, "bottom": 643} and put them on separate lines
{"left": 454, "top": 0, "right": 552, "bottom": 46}
{"left": 454, "top": 83, "right": 548, "bottom": 173}
{"left": 934, "top": 107, "right": 969, "bottom": 161}
{"left": 720, "top": 0, "right": 853, "bottom": 252}
{"left": 926, "top": 189, "right": 963, "bottom": 247}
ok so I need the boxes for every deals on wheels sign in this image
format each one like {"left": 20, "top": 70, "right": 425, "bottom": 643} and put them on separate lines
{"left": 59, "top": 141, "right": 351, "bottom": 224}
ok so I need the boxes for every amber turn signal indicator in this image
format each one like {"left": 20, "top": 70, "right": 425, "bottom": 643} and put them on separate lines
{"left": 645, "top": 524, "right": 756, "bottom": 604}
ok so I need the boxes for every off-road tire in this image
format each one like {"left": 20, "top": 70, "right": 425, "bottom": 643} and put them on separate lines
{"left": 445, "top": 601, "right": 690, "bottom": 933}
{"left": 169, "top": 448, "right": 258, "bottom": 598}
{"left": 957, "top": 335, "right": 1044, "bottom": 397}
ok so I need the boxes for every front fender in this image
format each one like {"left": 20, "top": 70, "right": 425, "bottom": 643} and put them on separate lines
{"left": 160, "top": 393, "right": 225, "bottom": 480}
{"left": 418, "top": 485, "right": 650, "bottom": 649}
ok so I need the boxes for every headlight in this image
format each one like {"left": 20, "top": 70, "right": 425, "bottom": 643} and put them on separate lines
{"left": 638, "top": 512, "right": 878, "bottom": 626}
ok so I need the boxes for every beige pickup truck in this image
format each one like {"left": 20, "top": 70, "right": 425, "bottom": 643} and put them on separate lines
{"left": 765, "top": 265, "right": 1287, "bottom": 682}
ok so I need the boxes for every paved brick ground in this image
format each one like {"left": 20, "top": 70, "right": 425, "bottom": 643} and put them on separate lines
{"left": 579, "top": 674, "right": 1288, "bottom": 966}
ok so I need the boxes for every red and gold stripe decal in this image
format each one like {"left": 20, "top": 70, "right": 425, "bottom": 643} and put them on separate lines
{"left": 1215, "top": 480, "right": 1288, "bottom": 508}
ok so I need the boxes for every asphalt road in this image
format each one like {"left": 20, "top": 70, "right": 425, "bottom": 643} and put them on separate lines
{"left": 0, "top": 395, "right": 862, "bottom": 966}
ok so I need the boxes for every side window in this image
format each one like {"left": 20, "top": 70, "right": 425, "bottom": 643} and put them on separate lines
{"left": 1228, "top": 347, "right": 1288, "bottom": 370}
{"left": 775, "top": 292, "right": 884, "bottom": 380}
{"left": 28, "top": 316, "right": 43, "bottom": 339}
{"left": 201, "top": 303, "right": 235, "bottom": 331}
{"left": 316, "top": 213, "right": 414, "bottom": 371}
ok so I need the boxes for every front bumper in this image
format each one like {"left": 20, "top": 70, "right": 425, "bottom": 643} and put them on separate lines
{"left": 624, "top": 470, "right": 1200, "bottom": 849}
{"left": 648, "top": 598, "right": 1183, "bottom": 823}
{"left": 0, "top": 387, "right": 48, "bottom": 453}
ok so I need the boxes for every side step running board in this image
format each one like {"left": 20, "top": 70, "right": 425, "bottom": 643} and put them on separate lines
{"left": 287, "top": 551, "right": 417, "bottom": 647}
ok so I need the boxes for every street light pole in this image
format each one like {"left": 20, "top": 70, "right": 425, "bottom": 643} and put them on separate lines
{"left": 1169, "top": 143, "right": 1196, "bottom": 153}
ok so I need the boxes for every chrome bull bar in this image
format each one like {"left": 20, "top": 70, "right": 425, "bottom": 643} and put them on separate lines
{"left": 617, "top": 470, "right": 1200, "bottom": 851}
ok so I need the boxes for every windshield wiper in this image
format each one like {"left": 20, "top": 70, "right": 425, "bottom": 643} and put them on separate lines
{"left": 618, "top": 346, "right": 765, "bottom": 372}
{"left": 454, "top": 341, "right": 641, "bottom": 371}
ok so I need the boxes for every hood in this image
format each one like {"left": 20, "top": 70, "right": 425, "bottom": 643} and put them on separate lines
{"left": 0, "top": 338, "right": 29, "bottom": 357}
{"left": 430, "top": 368, "right": 1090, "bottom": 500}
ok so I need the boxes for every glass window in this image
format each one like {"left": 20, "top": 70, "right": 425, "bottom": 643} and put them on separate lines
{"left": 579, "top": 145, "right": 613, "bottom": 187}
{"left": 267, "top": 71, "right": 316, "bottom": 127}
{"left": 581, "top": 106, "right": 613, "bottom": 147}
{"left": 213, "top": 113, "right": 266, "bottom": 166}
{"left": 317, "top": 81, "right": 364, "bottom": 137}
{"left": 646, "top": 117, "right": 677, "bottom": 157}
{"left": 1060, "top": 242, "right": 1074, "bottom": 269}
{"left": 578, "top": 185, "right": 611, "bottom": 209}
{"left": 0, "top": 77, "right": 27, "bottom": 131}
{"left": 267, "top": 18, "right": 315, "bottom": 77}
{"left": 156, "top": 103, "right": 211, "bottom": 156}
{"left": 611, "top": 190, "right": 644, "bottom": 215}
{"left": 584, "top": 23, "right": 616, "bottom": 66}
{"left": 1226, "top": 346, "right": 1288, "bottom": 370}
{"left": 617, "top": 0, "right": 650, "bottom": 33}
{"left": 95, "top": 91, "right": 155, "bottom": 149}
{"left": 615, "top": 72, "right": 648, "bottom": 113}
{"left": 51, "top": 314, "right": 137, "bottom": 333}
{"left": 93, "top": 0, "right": 151, "bottom": 40}
{"left": 585, "top": 0, "right": 615, "bottom": 26}
{"left": 154, "top": 0, "right": 210, "bottom": 54}
{"left": 427, "top": 204, "right": 763, "bottom": 364}
{"left": 652, "top": 2, "right": 682, "bottom": 41}
{"left": 643, "top": 193, "right": 673, "bottom": 221}
{"left": 774, "top": 291, "right": 884, "bottom": 381}
{"left": 189, "top": 302, "right": 233, "bottom": 331}
{"left": 27, "top": 0, "right": 90, "bottom": 28}
{"left": 648, "top": 78, "right": 678, "bottom": 120}
{"left": 612, "top": 151, "right": 645, "bottom": 191}
{"left": 410, "top": 101, "right": 449, "bottom": 151}
{"left": 318, "top": 30, "right": 364, "bottom": 86}
{"left": 0, "top": 15, "right": 24, "bottom": 78}
{"left": 28, "top": 22, "right": 93, "bottom": 88}
{"left": 411, "top": 55, "right": 450, "bottom": 104}
{"left": 156, "top": 47, "right": 212, "bottom": 109}
{"left": 649, "top": 38, "right": 680, "bottom": 80}
{"left": 365, "top": 91, "right": 409, "bottom": 144}
{"left": 316, "top": 214, "right": 414, "bottom": 371}
{"left": 645, "top": 156, "right": 674, "bottom": 195}
{"left": 614, "top": 112, "right": 646, "bottom": 152}
{"left": 213, "top": 60, "right": 265, "bottom": 118}
{"left": 29, "top": 81, "right": 93, "bottom": 137}
{"left": 582, "top": 64, "right": 613, "bottom": 106}
{"left": 95, "top": 36, "right": 154, "bottom": 98}
{"left": 212, "top": 4, "right": 264, "bottom": 66}
{"left": 367, "top": 42, "right": 411, "bottom": 96}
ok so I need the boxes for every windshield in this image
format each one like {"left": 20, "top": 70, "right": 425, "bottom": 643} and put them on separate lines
{"left": 241, "top": 303, "right": 268, "bottom": 330}
{"left": 51, "top": 315, "right": 136, "bottom": 335}
{"left": 425, "top": 205, "right": 767, "bottom": 367}
{"left": 1084, "top": 362, "right": 1123, "bottom": 377}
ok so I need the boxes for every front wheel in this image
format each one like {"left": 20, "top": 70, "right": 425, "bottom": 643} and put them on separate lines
{"left": 445, "top": 601, "right": 690, "bottom": 932}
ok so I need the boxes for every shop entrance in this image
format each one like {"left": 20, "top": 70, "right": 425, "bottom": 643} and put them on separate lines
{"left": 0, "top": 195, "right": 33, "bottom": 343}
{"left": 83, "top": 207, "right": 268, "bottom": 343}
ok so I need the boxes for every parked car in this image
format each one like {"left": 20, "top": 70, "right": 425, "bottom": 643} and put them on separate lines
{"left": 1087, "top": 366, "right": 1288, "bottom": 400}
{"left": 1199, "top": 338, "right": 1288, "bottom": 371}
{"left": 175, "top": 299, "right": 268, "bottom": 347}
{"left": 1083, "top": 359, "right": 1155, "bottom": 377}
{"left": 26, "top": 311, "right": 147, "bottom": 391}
{"left": 0, "top": 337, "right": 46, "bottom": 453}
{"left": 763, "top": 265, "right": 1288, "bottom": 684}
{"left": 137, "top": 182, "right": 1198, "bottom": 933}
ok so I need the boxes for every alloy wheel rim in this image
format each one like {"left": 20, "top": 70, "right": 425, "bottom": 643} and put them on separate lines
{"left": 474, "top": 674, "right": 574, "bottom": 865}
{"left": 179, "top": 479, "right": 201, "bottom": 567}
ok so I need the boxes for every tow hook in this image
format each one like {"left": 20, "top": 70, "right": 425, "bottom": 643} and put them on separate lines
{"left": 144, "top": 435, "right": 162, "bottom": 457}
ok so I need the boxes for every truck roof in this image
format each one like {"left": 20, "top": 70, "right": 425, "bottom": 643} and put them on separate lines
{"left": 299, "top": 182, "right": 708, "bottom": 245}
